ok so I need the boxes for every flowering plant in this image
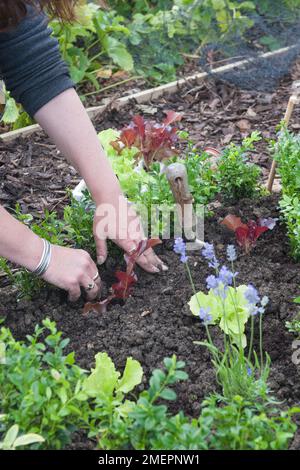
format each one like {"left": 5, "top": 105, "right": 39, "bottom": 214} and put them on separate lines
{"left": 189, "top": 285, "right": 250, "bottom": 348}
{"left": 174, "top": 239, "right": 270, "bottom": 400}
{"left": 188, "top": 244, "right": 268, "bottom": 348}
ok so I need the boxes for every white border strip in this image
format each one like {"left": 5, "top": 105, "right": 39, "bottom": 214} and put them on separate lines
{"left": 0, "top": 44, "right": 298, "bottom": 143}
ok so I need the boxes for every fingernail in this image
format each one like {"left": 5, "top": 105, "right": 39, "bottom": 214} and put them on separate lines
{"left": 161, "top": 264, "right": 169, "bottom": 272}
{"left": 152, "top": 266, "right": 160, "bottom": 273}
{"left": 97, "top": 256, "right": 105, "bottom": 265}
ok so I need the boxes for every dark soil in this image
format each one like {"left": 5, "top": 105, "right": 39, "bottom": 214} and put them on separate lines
{"left": 1, "top": 195, "right": 300, "bottom": 448}
{"left": 1, "top": 60, "right": 300, "bottom": 449}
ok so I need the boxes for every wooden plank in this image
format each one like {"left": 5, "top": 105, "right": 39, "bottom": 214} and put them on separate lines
{"left": 0, "top": 44, "right": 298, "bottom": 143}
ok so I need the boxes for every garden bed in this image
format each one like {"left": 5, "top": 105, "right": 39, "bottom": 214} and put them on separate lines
{"left": 2, "top": 56, "right": 300, "bottom": 213}
{"left": 1, "top": 64, "right": 300, "bottom": 449}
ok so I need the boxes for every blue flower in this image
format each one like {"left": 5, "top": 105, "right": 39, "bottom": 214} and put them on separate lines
{"left": 180, "top": 254, "right": 189, "bottom": 263}
{"left": 206, "top": 274, "right": 219, "bottom": 290}
{"left": 201, "top": 243, "right": 219, "bottom": 269}
{"left": 252, "top": 296, "right": 269, "bottom": 315}
{"left": 199, "top": 307, "right": 212, "bottom": 324}
{"left": 218, "top": 266, "right": 237, "bottom": 287}
{"left": 226, "top": 244, "right": 237, "bottom": 262}
{"left": 249, "top": 306, "right": 259, "bottom": 316}
{"left": 174, "top": 238, "right": 186, "bottom": 255}
{"left": 174, "top": 238, "right": 189, "bottom": 263}
{"left": 259, "top": 218, "right": 278, "bottom": 230}
{"left": 247, "top": 367, "right": 252, "bottom": 376}
{"left": 244, "top": 285, "right": 260, "bottom": 306}
{"left": 202, "top": 243, "right": 215, "bottom": 260}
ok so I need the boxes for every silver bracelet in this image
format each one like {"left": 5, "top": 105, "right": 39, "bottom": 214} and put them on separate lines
{"left": 29, "top": 239, "right": 52, "bottom": 277}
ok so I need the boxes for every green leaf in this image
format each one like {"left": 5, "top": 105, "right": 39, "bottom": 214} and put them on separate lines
{"left": 14, "top": 433, "right": 45, "bottom": 448}
{"left": 65, "top": 352, "right": 75, "bottom": 365}
{"left": 98, "top": 128, "right": 120, "bottom": 153}
{"left": 82, "top": 352, "right": 119, "bottom": 399}
{"left": 174, "top": 370, "right": 189, "bottom": 381}
{"left": 58, "top": 387, "right": 68, "bottom": 404}
{"left": 189, "top": 285, "right": 250, "bottom": 347}
{"left": 106, "top": 37, "right": 134, "bottom": 71}
{"left": 3, "top": 425, "right": 19, "bottom": 448}
{"left": 2, "top": 96, "right": 20, "bottom": 124}
{"left": 211, "top": 0, "right": 226, "bottom": 10}
{"left": 160, "top": 388, "right": 177, "bottom": 401}
{"left": 0, "top": 341, "right": 6, "bottom": 364}
{"left": 116, "top": 357, "right": 143, "bottom": 394}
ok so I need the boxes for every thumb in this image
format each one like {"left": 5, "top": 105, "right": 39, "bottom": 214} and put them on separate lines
{"left": 95, "top": 237, "right": 108, "bottom": 265}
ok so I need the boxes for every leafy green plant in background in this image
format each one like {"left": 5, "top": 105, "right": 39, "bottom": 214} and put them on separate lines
{"left": 0, "top": 0, "right": 266, "bottom": 129}
{"left": 107, "top": 1, "right": 174, "bottom": 16}
{"left": 279, "top": 195, "right": 300, "bottom": 260}
{"left": 177, "top": 138, "right": 219, "bottom": 206}
{"left": 2, "top": 0, "right": 300, "bottom": 130}
{"left": 126, "top": 0, "right": 256, "bottom": 82}
{"left": 273, "top": 129, "right": 300, "bottom": 260}
{"left": 1, "top": 90, "right": 34, "bottom": 131}
{"left": 215, "top": 131, "right": 262, "bottom": 202}
{"left": 273, "top": 129, "right": 300, "bottom": 197}
{"left": 257, "top": 0, "right": 300, "bottom": 16}
{"left": 51, "top": 2, "right": 134, "bottom": 86}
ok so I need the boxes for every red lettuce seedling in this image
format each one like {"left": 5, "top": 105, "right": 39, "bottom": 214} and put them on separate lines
{"left": 221, "top": 214, "right": 276, "bottom": 254}
{"left": 83, "top": 238, "right": 161, "bottom": 315}
{"left": 112, "top": 111, "right": 182, "bottom": 169}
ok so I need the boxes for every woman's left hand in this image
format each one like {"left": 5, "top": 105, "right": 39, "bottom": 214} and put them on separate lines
{"left": 93, "top": 192, "right": 168, "bottom": 273}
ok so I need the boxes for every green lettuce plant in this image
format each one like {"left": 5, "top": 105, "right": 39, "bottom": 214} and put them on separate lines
{"left": 189, "top": 285, "right": 250, "bottom": 348}
{"left": 81, "top": 352, "right": 143, "bottom": 400}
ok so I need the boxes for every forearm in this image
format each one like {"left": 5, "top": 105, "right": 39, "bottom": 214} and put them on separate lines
{"left": 34, "top": 88, "right": 121, "bottom": 203}
{"left": 0, "top": 206, "right": 42, "bottom": 271}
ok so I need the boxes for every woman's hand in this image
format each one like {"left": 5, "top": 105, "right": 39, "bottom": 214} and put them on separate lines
{"left": 93, "top": 192, "right": 168, "bottom": 273}
{"left": 0, "top": 205, "right": 101, "bottom": 301}
{"left": 42, "top": 245, "right": 101, "bottom": 302}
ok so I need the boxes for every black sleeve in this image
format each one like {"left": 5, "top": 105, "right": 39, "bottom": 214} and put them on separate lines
{"left": 0, "top": 7, "right": 74, "bottom": 117}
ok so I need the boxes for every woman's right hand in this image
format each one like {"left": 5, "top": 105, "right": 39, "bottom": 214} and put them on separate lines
{"left": 41, "top": 245, "right": 101, "bottom": 302}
